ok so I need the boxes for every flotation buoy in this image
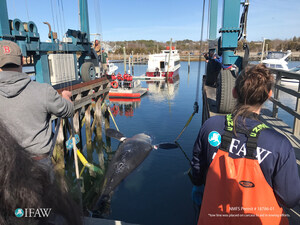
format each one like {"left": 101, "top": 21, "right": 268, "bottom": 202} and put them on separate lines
{"left": 111, "top": 81, "right": 118, "bottom": 88}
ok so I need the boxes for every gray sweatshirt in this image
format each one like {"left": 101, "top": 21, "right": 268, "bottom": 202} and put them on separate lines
{"left": 0, "top": 71, "right": 74, "bottom": 155}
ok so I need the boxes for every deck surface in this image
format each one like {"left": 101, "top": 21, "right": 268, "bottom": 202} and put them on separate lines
{"left": 203, "top": 83, "right": 300, "bottom": 225}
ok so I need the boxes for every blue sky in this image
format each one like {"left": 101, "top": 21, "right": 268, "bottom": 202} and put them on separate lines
{"left": 5, "top": 0, "right": 300, "bottom": 42}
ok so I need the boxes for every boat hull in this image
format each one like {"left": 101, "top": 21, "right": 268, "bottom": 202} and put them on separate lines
{"left": 146, "top": 67, "right": 179, "bottom": 78}
{"left": 109, "top": 88, "right": 148, "bottom": 99}
{"left": 146, "top": 69, "right": 179, "bottom": 83}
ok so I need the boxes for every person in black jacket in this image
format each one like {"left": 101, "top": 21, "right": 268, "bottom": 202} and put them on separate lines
{"left": 191, "top": 64, "right": 300, "bottom": 224}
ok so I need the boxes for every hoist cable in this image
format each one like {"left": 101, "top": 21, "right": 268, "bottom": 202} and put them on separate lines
{"left": 25, "top": 0, "right": 30, "bottom": 21}
{"left": 195, "top": 0, "right": 206, "bottom": 105}
{"left": 174, "top": 0, "right": 206, "bottom": 142}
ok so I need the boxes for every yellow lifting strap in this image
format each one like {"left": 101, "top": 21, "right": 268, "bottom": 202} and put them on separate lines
{"left": 76, "top": 149, "right": 103, "bottom": 175}
{"left": 175, "top": 112, "right": 196, "bottom": 142}
{"left": 107, "top": 106, "right": 120, "bottom": 132}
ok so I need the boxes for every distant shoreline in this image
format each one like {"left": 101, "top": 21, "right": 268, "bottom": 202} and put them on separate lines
{"left": 108, "top": 51, "right": 300, "bottom": 62}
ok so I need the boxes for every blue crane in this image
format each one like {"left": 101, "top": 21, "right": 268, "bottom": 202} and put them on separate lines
{"left": 0, "top": 0, "right": 99, "bottom": 87}
{"left": 205, "top": 0, "right": 249, "bottom": 113}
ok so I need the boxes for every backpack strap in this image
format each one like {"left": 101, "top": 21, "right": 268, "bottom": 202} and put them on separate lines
{"left": 245, "top": 123, "right": 269, "bottom": 159}
{"left": 219, "top": 114, "right": 234, "bottom": 152}
{"left": 220, "top": 114, "right": 269, "bottom": 159}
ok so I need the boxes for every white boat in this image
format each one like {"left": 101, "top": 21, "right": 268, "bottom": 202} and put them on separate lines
{"left": 280, "top": 65, "right": 300, "bottom": 86}
{"left": 289, "top": 65, "right": 300, "bottom": 74}
{"left": 262, "top": 50, "right": 291, "bottom": 70}
{"left": 146, "top": 47, "right": 180, "bottom": 79}
{"left": 107, "top": 62, "right": 118, "bottom": 75}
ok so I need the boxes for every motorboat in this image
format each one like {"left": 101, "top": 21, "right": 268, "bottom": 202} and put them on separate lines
{"left": 262, "top": 50, "right": 291, "bottom": 70}
{"left": 107, "top": 62, "right": 118, "bottom": 75}
{"left": 146, "top": 46, "right": 180, "bottom": 79}
{"left": 289, "top": 65, "right": 300, "bottom": 74}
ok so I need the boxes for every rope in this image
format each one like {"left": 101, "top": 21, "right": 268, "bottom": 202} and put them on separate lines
{"left": 175, "top": 141, "right": 192, "bottom": 165}
{"left": 238, "top": 0, "right": 249, "bottom": 41}
{"left": 12, "top": 0, "right": 16, "bottom": 18}
{"left": 25, "top": 0, "right": 30, "bottom": 21}
{"left": 107, "top": 106, "right": 120, "bottom": 132}
{"left": 174, "top": 0, "right": 206, "bottom": 142}
{"left": 49, "top": 117, "right": 62, "bottom": 158}
{"left": 175, "top": 112, "right": 195, "bottom": 142}
{"left": 94, "top": 0, "right": 102, "bottom": 37}
{"left": 50, "top": 0, "right": 56, "bottom": 33}
{"left": 195, "top": 0, "right": 206, "bottom": 104}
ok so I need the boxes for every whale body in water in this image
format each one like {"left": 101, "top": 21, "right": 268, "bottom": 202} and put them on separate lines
{"left": 93, "top": 128, "right": 177, "bottom": 215}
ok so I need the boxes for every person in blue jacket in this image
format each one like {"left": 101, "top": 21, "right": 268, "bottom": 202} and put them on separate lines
{"left": 191, "top": 64, "right": 300, "bottom": 219}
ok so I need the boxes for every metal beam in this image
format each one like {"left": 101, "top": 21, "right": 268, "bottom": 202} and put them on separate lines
{"left": 79, "top": 0, "right": 90, "bottom": 42}
{"left": 0, "top": 0, "right": 11, "bottom": 38}
{"left": 209, "top": 0, "right": 218, "bottom": 41}
{"left": 220, "top": 0, "right": 241, "bottom": 65}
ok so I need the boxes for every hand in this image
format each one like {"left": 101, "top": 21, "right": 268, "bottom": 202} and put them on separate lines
{"left": 62, "top": 90, "right": 72, "bottom": 102}
{"left": 192, "top": 185, "right": 205, "bottom": 206}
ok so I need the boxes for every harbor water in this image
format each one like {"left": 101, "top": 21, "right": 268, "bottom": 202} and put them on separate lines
{"left": 82, "top": 61, "right": 299, "bottom": 225}
{"left": 103, "top": 61, "right": 202, "bottom": 225}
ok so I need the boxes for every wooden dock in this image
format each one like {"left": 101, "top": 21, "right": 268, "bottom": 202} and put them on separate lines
{"left": 202, "top": 67, "right": 300, "bottom": 225}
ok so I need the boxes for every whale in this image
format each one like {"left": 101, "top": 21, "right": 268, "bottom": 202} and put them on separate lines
{"left": 93, "top": 128, "right": 178, "bottom": 215}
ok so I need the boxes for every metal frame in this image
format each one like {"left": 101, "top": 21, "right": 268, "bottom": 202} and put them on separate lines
{"left": 0, "top": 0, "right": 97, "bottom": 85}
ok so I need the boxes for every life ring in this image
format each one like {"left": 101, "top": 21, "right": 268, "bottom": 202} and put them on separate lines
{"left": 111, "top": 81, "right": 118, "bottom": 88}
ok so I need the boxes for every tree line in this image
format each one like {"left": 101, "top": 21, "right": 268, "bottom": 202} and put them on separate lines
{"left": 107, "top": 37, "right": 300, "bottom": 54}
{"left": 237, "top": 36, "right": 300, "bottom": 52}
{"left": 108, "top": 39, "right": 202, "bottom": 54}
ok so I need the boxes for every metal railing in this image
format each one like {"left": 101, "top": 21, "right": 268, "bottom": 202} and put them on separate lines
{"left": 268, "top": 68, "right": 300, "bottom": 137}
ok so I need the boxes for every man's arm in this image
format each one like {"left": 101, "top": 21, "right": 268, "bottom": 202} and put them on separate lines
{"left": 46, "top": 86, "right": 74, "bottom": 118}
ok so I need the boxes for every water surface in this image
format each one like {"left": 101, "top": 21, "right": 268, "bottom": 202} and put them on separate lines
{"left": 83, "top": 60, "right": 298, "bottom": 225}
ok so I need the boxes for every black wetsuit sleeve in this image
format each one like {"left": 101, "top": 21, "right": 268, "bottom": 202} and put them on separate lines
{"left": 273, "top": 142, "right": 300, "bottom": 208}
{"left": 191, "top": 129, "right": 207, "bottom": 186}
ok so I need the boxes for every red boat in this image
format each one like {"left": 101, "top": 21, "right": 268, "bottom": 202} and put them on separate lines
{"left": 109, "top": 75, "right": 148, "bottom": 99}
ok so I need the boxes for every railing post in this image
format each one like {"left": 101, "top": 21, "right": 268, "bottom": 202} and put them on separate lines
{"left": 294, "top": 82, "right": 300, "bottom": 137}
{"left": 272, "top": 71, "right": 281, "bottom": 118}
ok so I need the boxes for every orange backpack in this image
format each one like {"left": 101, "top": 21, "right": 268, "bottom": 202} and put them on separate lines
{"left": 198, "top": 114, "right": 289, "bottom": 225}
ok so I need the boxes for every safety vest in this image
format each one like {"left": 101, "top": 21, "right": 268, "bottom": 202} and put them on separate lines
{"left": 198, "top": 114, "right": 289, "bottom": 225}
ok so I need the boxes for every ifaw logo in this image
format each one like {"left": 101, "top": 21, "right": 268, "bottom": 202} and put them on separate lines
{"left": 15, "top": 208, "right": 52, "bottom": 218}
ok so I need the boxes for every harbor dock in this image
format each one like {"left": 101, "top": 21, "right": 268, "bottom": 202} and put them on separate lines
{"left": 202, "top": 67, "right": 300, "bottom": 225}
